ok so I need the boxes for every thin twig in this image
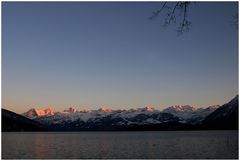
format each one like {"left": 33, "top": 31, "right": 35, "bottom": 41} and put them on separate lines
{"left": 149, "top": 2, "right": 167, "bottom": 20}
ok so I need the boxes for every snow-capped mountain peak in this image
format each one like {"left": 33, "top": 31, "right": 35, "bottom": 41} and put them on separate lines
{"left": 165, "top": 105, "right": 196, "bottom": 112}
{"left": 98, "top": 107, "right": 113, "bottom": 112}
{"left": 161, "top": 105, "right": 217, "bottom": 122}
{"left": 143, "top": 106, "right": 155, "bottom": 112}
{"left": 23, "top": 107, "right": 55, "bottom": 119}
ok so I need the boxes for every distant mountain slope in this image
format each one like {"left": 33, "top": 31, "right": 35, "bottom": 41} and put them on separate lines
{"left": 35, "top": 111, "right": 183, "bottom": 131}
{"left": 201, "top": 95, "right": 238, "bottom": 130}
{"left": 162, "top": 105, "right": 219, "bottom": 124}
{"left": 2, "top": 108, "right": 47, "bottom": 131}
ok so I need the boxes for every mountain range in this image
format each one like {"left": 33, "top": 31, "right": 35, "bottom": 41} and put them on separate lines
{"left": 2, "top": 95, "right": 238, "bottom": 131}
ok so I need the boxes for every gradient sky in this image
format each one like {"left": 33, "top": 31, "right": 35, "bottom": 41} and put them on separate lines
{"left": 2, "top": 2, "right": 238, "bottom": 114}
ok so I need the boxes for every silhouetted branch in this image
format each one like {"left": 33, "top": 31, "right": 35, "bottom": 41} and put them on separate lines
{"left": 150, "top": 2, "right": 238, "bottom": 34}
{"left": 164, "top": 2, "right": 179, "bottom": 25}
{"left": 149, "top": 2, "right": 192, "bottom": 34}
{"left": 177, "top": 2, "right": 191, "bottom": 34}
{"left": 149, "top": 2, "right": 167, "bottom": 20}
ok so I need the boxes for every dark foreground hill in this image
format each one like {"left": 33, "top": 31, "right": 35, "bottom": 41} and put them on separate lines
{"left": 200, "top": 95, "right": 238, "bottom": 130}
{"left": 2, "top": 108, "right": 47, "bottom": 131}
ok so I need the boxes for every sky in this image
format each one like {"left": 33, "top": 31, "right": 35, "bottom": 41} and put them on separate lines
{"left": 2, "top": 2, "right": 238, "bottom": 113}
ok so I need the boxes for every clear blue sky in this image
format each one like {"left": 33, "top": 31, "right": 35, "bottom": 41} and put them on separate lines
{"left": 2, "top": 2, "right": 238, "bottom": 113}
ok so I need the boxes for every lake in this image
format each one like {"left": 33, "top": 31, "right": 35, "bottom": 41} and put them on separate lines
{"left": 2, "top": 130, "right": 238, "bottom": 159}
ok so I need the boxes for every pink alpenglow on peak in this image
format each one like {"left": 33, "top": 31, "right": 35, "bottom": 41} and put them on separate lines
{"left": 98, "top": 108, "right": 113, "bottom": 112}
{"left": 23, "top": 107, "right": 55, "bottom": 119}
{"left": 136, "top": 106, "right": 156, "bottom": 112}
{"left": 144, "top": 106, "right": 155, "bottom": 112}
{"left": 165, "top": 105, "right": 196, "bottom": 112}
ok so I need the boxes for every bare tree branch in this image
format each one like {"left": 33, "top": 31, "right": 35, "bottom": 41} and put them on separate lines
{"left": 149, "top": 2, "right": 167, "bottom": 20}
{"left": 149, "top": 2, "right": 192, "bottom": 34}
{"left": 149, "top": 2, "right": 237, "bottom": 34}
{"left": 177, "top": 2, "right": 191, "bottom": 34}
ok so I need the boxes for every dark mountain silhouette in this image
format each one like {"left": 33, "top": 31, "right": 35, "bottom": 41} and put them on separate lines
{"left": 2, "top": 108, "right": 47, "bottom": 131}
{"left": 201, "top": 95, "right": 238, "bottom": 130}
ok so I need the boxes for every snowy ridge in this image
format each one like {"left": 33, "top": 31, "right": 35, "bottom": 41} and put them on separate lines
{"left": 162, "top": 105, "right": 219, "bottom": 123}
{"left": 22, "top": 104, "right": 219, "bottom": 127}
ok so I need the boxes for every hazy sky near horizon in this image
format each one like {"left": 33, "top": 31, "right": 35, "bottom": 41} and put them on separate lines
{"left": 2, "top": 2, "right": 238, "bottom": 113}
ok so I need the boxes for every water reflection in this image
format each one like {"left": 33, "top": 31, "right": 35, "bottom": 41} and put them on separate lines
{"left": 2, "top": 131, "right": 238, "bottom": 159}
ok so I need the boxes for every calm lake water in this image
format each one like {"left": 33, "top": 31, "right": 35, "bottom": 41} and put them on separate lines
{"left": 2, "top": 131, "right": 238, "bottom": 159}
